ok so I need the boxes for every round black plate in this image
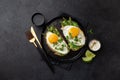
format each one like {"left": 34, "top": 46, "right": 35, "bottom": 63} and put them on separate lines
{"left": 41, "top": 14, "right": 88, "bottom": 63}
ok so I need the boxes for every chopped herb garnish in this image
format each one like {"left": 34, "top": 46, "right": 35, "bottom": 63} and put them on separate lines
{"left": 47, "top": 25, "right": 60, "bottom": 36}
{"left": 69, "top": 33, "right": 72, "bottom": 39}
{"left": 66, "top": 36, "right": 69, "bottom": 40}
{"left": 54, "top": 44, "right": 64, "bottom": 51}
{"left": 61, "top": 17, "right": 79, "bottom": 27}
{"left": 72, "top": 21, "right": 79, "bottom": 27}
{"left": 55, "top": 47, "right": 63, "bottom": 51}
{"left": 69, "top": 42, "right": 79, "bottom": 49}
{"left": 68, "top": 17, "right": 72, "bottom": 25}
{"left": 62, "top": 44, "right": 66, "bottom": 47}
{"left": 74, "top": 36, "right": 78, "bottom": 41}
{"left": 68, "top": 41, "right": 82, "bottom": 50}
{"left": 78, "top": 38, "right": 81, "bottom": 43}
{"left": 58, "top": 38, "right": 63, "bottom": 43}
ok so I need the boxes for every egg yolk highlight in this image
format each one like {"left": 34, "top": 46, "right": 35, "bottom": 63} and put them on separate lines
{"left": 48, "top": 33, "right": 58, "bottom": 43}
{"left": 69, "top": 27, "right": 80, "bottom": 38}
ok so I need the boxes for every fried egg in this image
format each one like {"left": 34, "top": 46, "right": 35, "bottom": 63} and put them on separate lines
{"left": 46, "top": 31, "right": 69, "bottom": 56}
{"left": 61, "top": 25, "right": 86, "bottom": 51}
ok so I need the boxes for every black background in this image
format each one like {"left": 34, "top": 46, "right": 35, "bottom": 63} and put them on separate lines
{"left": 0, "top": 0, "right": 120, "bottom": 80}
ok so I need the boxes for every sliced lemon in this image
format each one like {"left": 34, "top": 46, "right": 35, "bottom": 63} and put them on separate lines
{"left": 85, "top": 50, "right": 96, "bottom": 58}
{"left": 82, "top": 57, "right": 93, "bottom": 62}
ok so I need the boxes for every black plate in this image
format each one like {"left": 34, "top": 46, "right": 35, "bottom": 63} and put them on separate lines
{"left": 40, "top": 13, "right": 88, "bottom": 63}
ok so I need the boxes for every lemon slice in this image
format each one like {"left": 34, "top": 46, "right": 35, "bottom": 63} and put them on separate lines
{"left": 85, "top": 50, "right": 96, "bottom": 58}
{"left": 82, "top": 57, "right": 93, "bottom": 62}
{"left": 82, "top": 50, "right": 96, "bottom": 62}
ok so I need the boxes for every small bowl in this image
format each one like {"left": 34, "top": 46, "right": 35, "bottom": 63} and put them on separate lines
{"left": 89, "top": 39, "right": 101, "bottom": 52}
{"left": 31, "top": 13, "right": 45, "bottom": 27}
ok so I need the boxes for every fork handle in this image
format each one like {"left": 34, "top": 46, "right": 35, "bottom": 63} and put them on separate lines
{"left": 33, "top": 42, "right": 37, "bottom": 47}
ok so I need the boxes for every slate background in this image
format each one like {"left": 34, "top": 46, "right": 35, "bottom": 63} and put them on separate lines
{"left": 0, "top": 0, "right": 120, "bottom": 80}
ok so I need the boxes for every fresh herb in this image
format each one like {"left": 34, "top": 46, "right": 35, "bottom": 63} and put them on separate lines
{"left": 72, "top": 21, "right": 79, "bottom": 26}
{"left": 61, "top": 19, "right": 68, "bottom": 26}
{"left": 47, "top": 25, "right": 54, "bottom": 32}
{"left": 61, "top": 17, "right": 79, "bottom": 27}
{"left": 64, "top": 44, "right": 66, "bottom": 47}
{"left": 54, "top": 43, "right": 65, "bottom": 51}
{"left": 74, "top": 36, "right": 78, "bottom": 41}
{"left": 55, "top": 47, "right": 64, "bottom": 51}
{"left": 67, "top": 17, "right": 72, "bottom": 25}
{"left": 69, "top": 33, "right": 72, "bottom": 39}
{"left": 66, "top": 36, "right": 69, "bottom": 40}
{"left": 53, "top": 42, "right": 58, "bottom": 47}
{"left": 62, "top": 44, "right": 64, "bottom": 47}
{"left": 88, "top": 29, "right": 93, "bottom": 34}
{"left": 69, "top": 42, "right": 79, "bottom": 50}
{"left": 62, "top": 44, "right": 66, "bottom": 47}
{"left": 47, "top": 25, "right": 60, "bottom": 35}
{"left": 58, "top": 38, "right": 63, "bottom": 43}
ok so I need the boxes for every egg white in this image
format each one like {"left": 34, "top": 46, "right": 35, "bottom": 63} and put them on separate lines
{"left": 61, "top": 25, "right": 86, "bottom": 46}
{"left": 46, "top": 32, "right": 69, "bottom": 55}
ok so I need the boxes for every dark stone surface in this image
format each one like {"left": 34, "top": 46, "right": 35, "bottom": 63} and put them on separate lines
{"left": 0, "top": 0, "right": 120, "bottom": 80}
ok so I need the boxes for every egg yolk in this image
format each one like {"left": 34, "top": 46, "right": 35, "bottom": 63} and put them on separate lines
{"left": 69, "top": 27, "right": 80, "bottom": 38}
{"left": 48, "top": 33, "right": 58, "bottom": 43}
